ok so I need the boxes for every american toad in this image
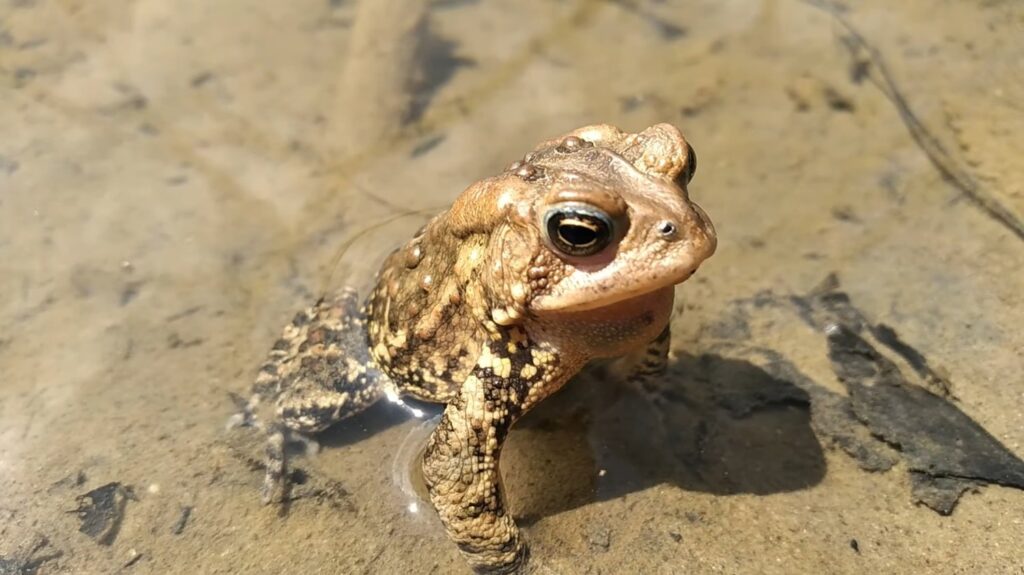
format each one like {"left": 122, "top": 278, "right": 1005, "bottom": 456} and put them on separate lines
{"left": 233, "top": 123, "right": 717, "bottom": 573}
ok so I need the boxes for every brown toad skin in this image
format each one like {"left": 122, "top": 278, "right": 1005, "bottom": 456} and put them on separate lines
{"left": 237, "top": 123, "right": 716, "bottom": 574}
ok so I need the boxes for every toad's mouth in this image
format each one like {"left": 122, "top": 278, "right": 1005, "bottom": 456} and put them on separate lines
{"left": 530, "top": 260, "right": 702, "bottom": 314}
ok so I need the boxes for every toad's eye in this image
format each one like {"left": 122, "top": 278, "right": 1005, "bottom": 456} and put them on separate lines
{"left": 675, "top": 143, "right": 697, "bottom": 187}
{"left": 543, "top": 205, "right": 614, "bottom": 257}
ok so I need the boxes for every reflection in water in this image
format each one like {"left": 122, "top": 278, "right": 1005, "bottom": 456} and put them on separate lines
{"left": 391, "top": 414, "right": 439, "bottom": 515}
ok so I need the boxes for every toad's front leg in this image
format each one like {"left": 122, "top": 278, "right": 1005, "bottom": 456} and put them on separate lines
{"left": 422, "top": 339, "right": 565, "bottom": 574}
{"left": 423, "top": 376, "right": 525, "bottom": 574}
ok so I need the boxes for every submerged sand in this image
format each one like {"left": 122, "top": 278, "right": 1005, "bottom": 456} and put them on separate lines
{"left": 2, "top": 0, "right": 1023, "bottom": 573}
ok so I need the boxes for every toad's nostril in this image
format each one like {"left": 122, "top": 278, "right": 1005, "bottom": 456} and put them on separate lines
{"left": 657, "top": 221, "right": 677, "bottom": 238}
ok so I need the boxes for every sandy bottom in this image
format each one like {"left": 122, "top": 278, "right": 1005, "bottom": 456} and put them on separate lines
{"left": 2, "top": 0, "right": 1023, "bottom": 573}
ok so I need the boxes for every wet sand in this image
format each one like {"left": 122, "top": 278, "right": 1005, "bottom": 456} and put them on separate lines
{"left": 2, "top": 0, "right": 1023, "bottom": 573}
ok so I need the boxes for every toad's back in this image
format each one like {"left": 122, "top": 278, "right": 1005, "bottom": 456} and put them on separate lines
{"left": 364, "top": 217, "right": 491, "bottom": 404}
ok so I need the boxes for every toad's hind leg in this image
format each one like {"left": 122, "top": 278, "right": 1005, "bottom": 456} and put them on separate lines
{"left": 260, "top": 377, "right": 383, "bottom": 503}
{"left": 242, "top": 288, "right": 388, "bottom": 504}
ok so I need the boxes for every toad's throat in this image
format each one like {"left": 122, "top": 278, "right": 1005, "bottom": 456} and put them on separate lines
{"left": 530, "top": 284, "right": 677, "bottom": 357}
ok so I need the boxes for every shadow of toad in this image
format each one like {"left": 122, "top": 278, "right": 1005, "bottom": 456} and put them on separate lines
{"left": 306, "top": 350, "right": 824, "bottom": 526}
{"left": 506, "top": 352, "right": 827, "bottom": 525}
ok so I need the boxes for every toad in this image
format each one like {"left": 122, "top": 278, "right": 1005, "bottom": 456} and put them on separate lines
{"left": 232, "top": 123, "right": 717, "bottom": 573}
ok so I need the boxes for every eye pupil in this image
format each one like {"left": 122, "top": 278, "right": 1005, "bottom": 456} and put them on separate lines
{"left": 545, "top": 206, "right": 614, "bottom": 257}
{"left": 558, "top": 220, "right": 599, "bottom": 247}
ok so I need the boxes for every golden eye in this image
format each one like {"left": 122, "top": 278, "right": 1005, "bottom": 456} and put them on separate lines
{"left": 544, "top": 205, "right": 614, "bottom": 257}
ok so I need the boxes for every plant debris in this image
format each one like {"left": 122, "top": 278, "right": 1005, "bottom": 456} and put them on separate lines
{"left": 171, "top": 506, "right": 192, "bottom": 536}
{"left": 0, "top": 536, "right": 61, "bottom": 575}
{"left": 823, "top": 323, "right": 1024, "bottom": 513}
{"left": 717, "top": 275, "right": 1024, "bottom": 514}
{"left": 74, "top": 483, "right": 136, "bottom": 545}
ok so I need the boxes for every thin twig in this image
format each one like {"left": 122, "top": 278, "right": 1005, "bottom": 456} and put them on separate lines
{"left": 803, "top": 0, "right": 1024, "bottom": 242}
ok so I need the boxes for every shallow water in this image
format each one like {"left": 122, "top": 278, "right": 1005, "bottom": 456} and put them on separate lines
{"left": 2, "top": 0, "right": 1023, "bottom": 573}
